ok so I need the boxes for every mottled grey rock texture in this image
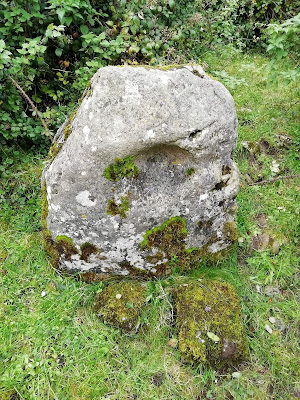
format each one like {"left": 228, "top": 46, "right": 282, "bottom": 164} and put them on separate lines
{"left": 42, "top": 65, "right": 239, "bottom": 279}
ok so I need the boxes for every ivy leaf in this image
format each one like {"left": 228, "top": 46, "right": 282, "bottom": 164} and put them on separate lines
{"left": 207, "top": 331, "right": 220, "bottom": 342}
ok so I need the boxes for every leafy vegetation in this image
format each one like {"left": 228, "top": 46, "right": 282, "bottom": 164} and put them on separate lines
{"left": 0, "top": 0, "right": 298, "bottom": 145}
{"left": 1, "top": 1, "right": 300, "bottom": 398}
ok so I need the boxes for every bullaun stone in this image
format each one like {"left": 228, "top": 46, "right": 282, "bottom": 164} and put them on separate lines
{"left": 42, "top": 65, "right": 239, "bottom": 278}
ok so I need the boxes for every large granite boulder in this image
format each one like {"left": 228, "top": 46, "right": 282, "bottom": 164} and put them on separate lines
{"left": 42, "top": 65, "right": 239, "bottom": 279}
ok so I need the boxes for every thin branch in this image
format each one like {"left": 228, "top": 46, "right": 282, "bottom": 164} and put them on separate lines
{"left": 249, "top": 174, "right": 300, "bottom": 186}
{"left": 278, "top": 99, "right": 300, "bottom": 130}
{"left": 8, "top": 76, "right": 52, "bottom": 140}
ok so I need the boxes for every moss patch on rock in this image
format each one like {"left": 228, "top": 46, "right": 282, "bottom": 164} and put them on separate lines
{"left": 106, "top": 196, "right": 129, "bottom": 218}
{"left": 80, "top": 242, "right": 98, "bottom": 261}
{"left": 104, "top": 156, "right": 139, "bottom": 181}
{"left": 42, "top": 184, "right": 80, "bottom": 267}
{"left": 140, "top": 217, "right": 237, "bottom": 275}
{"left": 174, "top": 280, "right": 247, "bottom": 368}
{"left": 94, "top": 281, "right": 146, "bottom": 332}
{"left": 0, "top": 389, "right": 20, "bottom": 400}
{"left": 223, "top": 221, "right": 239, "bottom": 242}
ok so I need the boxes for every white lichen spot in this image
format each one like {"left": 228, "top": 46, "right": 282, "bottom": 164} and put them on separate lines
{"left": 91, "top": 146, "right": 97, "bottom": 152}
{"left": 124, "top": 81, "right": 141, "bottom": 101}
{"left": 159, "top": 75, "right": 170, "bottom": 85}
{"left": 51, "top": 203, "right": 60, "bottom": 212}
{"left": 81, "top": 171, "right": 87, "bottom": 176}
{"left": 84, "top": 97, "right": 91, "bottom": 110}
{"left": 89, "top": 111, "right": 94, "bottom": 120}
{"left": 46, "top": 185, "right": 52, "bottom": 201}
{"left": 83, "top": 125, "right": 90, "bottom": 135}
{"left": 83, "top": 125, "right": 91, "bottom": 144}
{"left": 75, "top": 190, "right": 97, "bottom": 207}
{"left": 144, "top": 129, "right": 156, "bottom": 141}
{"left": 199, "top": 193, "right": 209, "bottom": 201}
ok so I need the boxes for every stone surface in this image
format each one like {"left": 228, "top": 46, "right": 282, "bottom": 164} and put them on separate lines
{"left": 94, "top": 281, "right": 146, "bottom": 332}
{"left": 42, "top": 65, "right": 239, "bottom": 277}
{"left": 174, "top": 280, "right": 247, "bottom": 367}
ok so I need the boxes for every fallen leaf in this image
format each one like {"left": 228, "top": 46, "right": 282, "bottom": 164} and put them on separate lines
{"left": 207, "top": 331, "right": 220, "bottom": 342}
{"left": 269, "top": 317, "right": 276, "bottom": 324}
{"left": 232, "top": 371, "right": 241, "bottom": 379}
{"left": 115, "top": 293, "right": 122, "bottom": 299}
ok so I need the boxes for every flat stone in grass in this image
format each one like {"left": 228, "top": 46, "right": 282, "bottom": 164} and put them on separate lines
{"left": 94, "top": 281, "right": 146, "bottom": 332}
{"left": 174, "top": 280, "right": 247, "bottom": 368}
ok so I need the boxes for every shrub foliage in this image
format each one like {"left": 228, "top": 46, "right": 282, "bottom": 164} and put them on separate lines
{"left": 0, "top": 0, "right": 298, "bottom": 146}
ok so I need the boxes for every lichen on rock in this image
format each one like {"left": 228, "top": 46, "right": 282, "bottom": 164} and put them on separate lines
{"left": 174, "top": 280, "right": 247, "bottom": 368}
{"left": 94, "top": 281, "right": 146, "bottom": 332}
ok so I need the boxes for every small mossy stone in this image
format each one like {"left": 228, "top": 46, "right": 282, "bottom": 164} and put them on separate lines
{"left": 94, "top": 281, "right": 146, "bottom": 332}
{"left": 174, "top": 280, "right": 247, "bottom": 368}
{"left": 0, "top": 390, "right": 20, "bottom": 400}
{"left": 223, "top": 221, "right": 239, "bottom": 242}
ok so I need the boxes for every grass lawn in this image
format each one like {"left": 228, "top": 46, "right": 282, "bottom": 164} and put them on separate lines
{"left": 0, "top": 47, "right": 299, "bottom": 399}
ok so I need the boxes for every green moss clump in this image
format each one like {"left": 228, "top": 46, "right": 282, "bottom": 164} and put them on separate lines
{"left": 174, "top": 280, "right": 247, "bottom": 368}
{"left": 141, "top": 217, "right": 220, "bottom": 274}
{"left": 0, "top": 389, "right": 20, "bottom": 400}
{"left": 186, "top": 168, "right": 195, "bottom": 176}
{"left": 49, "top": 142, "right": 63, "bottom": 164}
{"left": 80, "top": 242, "right": 98, "bottom": 261}
{"left": 104, "top": 156, "right": 139, "bottom": 181}
{"left": 141, "top": 216, "right": 188, "bottom": 255}
{"left": 106, "top": 196, "right": 129, "bottom": 218}
{"left": 94, "top": 281, "right": 146, "bottom": 332}
{"left": 63, "top": 108, "right": 78, "bottom": 141}
{"left": 223, "top": 221, "right": 239, "bottom": 242}
{"left": 56, "top": 235, "right": 78, "bottom": 257}
{"left": 140, "top": 216, "right": 239, "bottom": 276}
{"left": 41, "top": 185, "right": 80, "bottom": 267}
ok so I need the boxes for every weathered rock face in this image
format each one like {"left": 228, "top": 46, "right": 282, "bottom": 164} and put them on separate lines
{"left": 42, "top": 65, "right": 239, "bottom": 278}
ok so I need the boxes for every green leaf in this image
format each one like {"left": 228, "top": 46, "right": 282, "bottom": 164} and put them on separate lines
{"left": 65, "top": 17, "right": 73, "bottom": 27}
{"left": 80, "top": 25, "right": 89, "bottom": 35}
{"left": 0, "top": 39, "right": 5, "bottom": 52}
{"left": 207, "top": 331, "right": 220, "bottom": 342}
{"left": 57, "top": 8, "right": 65, "bottom": 22}
{"left": 55, "top": 48, "right": 63, "bottom": 57}
{"left": 169, "top": 0, "right": 175, "bottom": 9}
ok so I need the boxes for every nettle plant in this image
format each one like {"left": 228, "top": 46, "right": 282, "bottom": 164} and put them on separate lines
{"left": 266, "top": 13, "right": 300, "bottom": 85}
